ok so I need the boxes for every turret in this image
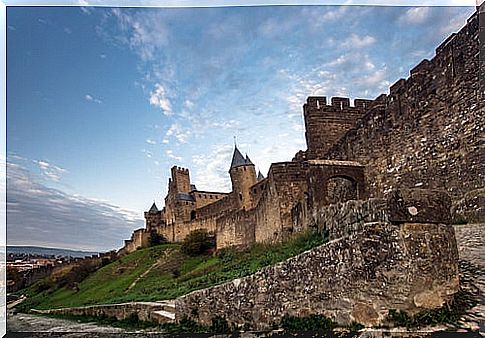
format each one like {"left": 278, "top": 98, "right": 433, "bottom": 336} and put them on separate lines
{"left": 303, "top": 96, "right": 373, "bottom": 159}
{"left": 229, "top": 145, "right": 257, "bottom": 210}
{"left": 144, "top": 202, "right": 162, "bottom": 231}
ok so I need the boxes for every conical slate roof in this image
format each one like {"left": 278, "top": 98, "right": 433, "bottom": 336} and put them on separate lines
{"left": 230, "top": 146, "right": 247, "bottom": 169}
{"left": 257, "top": 171, "right": 265, "bottom": 181}
{"left": 245, "top": 154, "right": 254, "bottom": 165}
{"left": 148, "top": 202, "right": 159, "bottom": 213}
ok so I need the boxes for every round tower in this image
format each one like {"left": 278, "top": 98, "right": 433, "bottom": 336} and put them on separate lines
{"left": 229, "top": 146, "right": 257, "bottom": 210}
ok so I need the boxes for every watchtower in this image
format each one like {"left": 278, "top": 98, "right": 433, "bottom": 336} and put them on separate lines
{"left": 303, "top": 96, "right": 373, "bottom": 160}
{"left": 229, "top": 146, "right": 257, "bottom": 210}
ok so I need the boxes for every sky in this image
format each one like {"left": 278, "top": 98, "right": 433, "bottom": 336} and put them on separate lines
{"left": 5, "top": 4, "right": 475, "bottom": 251}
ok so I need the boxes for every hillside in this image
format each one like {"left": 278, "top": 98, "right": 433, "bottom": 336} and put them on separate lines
{"left": 18, "top": 230, "right": 324, "bottom": 312}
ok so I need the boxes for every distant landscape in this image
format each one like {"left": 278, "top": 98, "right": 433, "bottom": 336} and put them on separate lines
{"left": 7, "top": 246, "right": 99, "bottom": 258}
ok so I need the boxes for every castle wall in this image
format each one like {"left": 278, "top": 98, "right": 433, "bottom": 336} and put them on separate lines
{"left": 325, "top": 12, "right": 481, "bottom": 208}
{"left": 249, "top": 178, "right": 267, "bottom": 208}
{"left": 175, "top": 189, "right": 459, "bottom": 330}
{"left": 216, "top": 209, "right": 256, "bottom": 249}
{"left": 192, "top": 191, "right": 228, "bottom": 209}
{"left": 254, "top": 161, "right": 308, "bottom": 243}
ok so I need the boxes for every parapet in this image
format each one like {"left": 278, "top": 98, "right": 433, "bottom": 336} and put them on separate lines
{"left": 304, "top": 96, "right": 374, "bottom": 113}
{"left": 171, "top": 165, "right": 189, "bottom": 173}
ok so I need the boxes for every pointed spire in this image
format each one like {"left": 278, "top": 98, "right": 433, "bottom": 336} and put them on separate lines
{"left": 230, "top": 145, "right": 247, "bottom": 169}
{"left": 245, "top": 154, "right": 254, "bottom": 165}
{"left": 149, "top": 202, "right": 159, "bottom": 213}
{"left": 257, "top": 170, "right": 264, "bottom": 181}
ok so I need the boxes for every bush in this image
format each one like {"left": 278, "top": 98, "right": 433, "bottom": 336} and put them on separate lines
{"left": 280, "top": 314, "right": 336, "bottom": 332}
{"left": 210, "top": 315, "right": 231, "bottom": 333}
{"left": 149, "top": 231, "right": 168, "bottom": 247}
{"left": 33, "top": 278, "right": 55, "bottom": 293}
{"left": 181, "top": 229, "right": 215, "bottom": 256}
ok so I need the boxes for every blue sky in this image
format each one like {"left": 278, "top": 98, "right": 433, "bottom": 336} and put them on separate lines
{"left": 6, "top": 4, "right": 475, "bottom": 251}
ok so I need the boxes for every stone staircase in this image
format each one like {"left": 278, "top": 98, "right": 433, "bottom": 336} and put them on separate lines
{"left": 150, "top": 300, "right": 176, "bottom": 323}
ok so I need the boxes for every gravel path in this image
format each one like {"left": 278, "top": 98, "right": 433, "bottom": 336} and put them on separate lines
{"left": 451, "top": 223, "right": 485, "bottom": 334}
{"left": 7, "top": 312, "right": 127, "bottom": 334}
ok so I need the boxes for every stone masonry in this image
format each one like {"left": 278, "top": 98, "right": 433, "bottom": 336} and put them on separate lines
{"left": 119, "top": 9, "right": 480, "bottom": 255}
{"left": 175, "top": 189, "right": 459, "bottom": 329}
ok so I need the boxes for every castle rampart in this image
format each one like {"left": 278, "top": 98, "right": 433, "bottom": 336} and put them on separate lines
{"left": 303, "top": 96, "right": 374, "bottom": 160}
{"left": 323, "top": 10, "right": 481, "bottom": 215}
{"left": 175, "top": 189, "right": 459, "bottom": 329}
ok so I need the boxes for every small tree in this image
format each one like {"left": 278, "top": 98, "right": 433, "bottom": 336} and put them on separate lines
{"left": 149, "top": 231, "right": 168, "bottom": 247}
{"left": 181, "top": 229, "right": 215, "bottom": 256}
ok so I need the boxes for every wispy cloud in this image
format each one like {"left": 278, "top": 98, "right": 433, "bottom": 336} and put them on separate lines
{"left": 85, "top": 94, "right": 102, "bottom": 104}
{"left": 149, "top": 83, "right": 172, "bottom": 115}
{"left": 166, "top": 150, "right": 182, "bottom": 162}
{"left": 342, "top": 33, "right": 376, "bottom": 49}
{"left": 32, "top": 159, "right": 67, "bottom": 182}
{"left": 7, "top": 160, "right": 142, "bottom": 251}
{"left": 399, "top": 7, "right": 431, "bottom": 25}
{"left": 165, "top": 123, "right": 190, "bottom": 144}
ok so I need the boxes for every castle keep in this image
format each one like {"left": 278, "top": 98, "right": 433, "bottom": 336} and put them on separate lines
{"left": 120, "top": 8, "right": 481, "bottom": 255}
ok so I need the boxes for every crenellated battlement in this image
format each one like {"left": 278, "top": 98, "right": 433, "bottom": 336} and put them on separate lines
{"left": 171, "top": 166, "right": 189, "bottom": 174}
{"left": 304, "top": 96, "right": 374, "bottom": 113}
{"left": 303, "top": 96, "right": 375, "bottom": 160}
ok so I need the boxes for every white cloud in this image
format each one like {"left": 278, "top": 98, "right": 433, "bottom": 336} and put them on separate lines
{"left": 359, "top": 67, "right": 390, "bottom": 90}
{"left": 342, "top": 34, "right": 376, "bottom": 49}
{"left": 85, "top": 94, "right": 102, "bottom": 104}
{"left": 145, "top": 139, "right": 156, "bottom": 145}
{"left": 111, "top": 8, "right": 170, "bottom": 61}
{"left": 165, "top": 123, "right": 190, "bottom": 144}
{"left": 149, "top": 83, "right": 172, "bottom": 115}
{"left": 399, "top": 7, "right": 431, "bottom": 25}
{"left": 64, "top": 27, "right": 72, "bottom": 34}
{"left": 100, "top": 54, "right": 107, "bottom": 59}
{"left": 191, "top": 144, "right": 233, "bottom": 192}
{"left": 32, "top": 159, "right": 67, "bottom": 182}
{"left": 165, "top": 150, "right": 182, "bottom": 162}
{"left": 141, "top": 149, "right": 153, "bottom": 158}
{"left": 184, "top": 100, "right": 194, "bottom": 109}
{"left": 7, "top": 160, "right": 142, "bottom": 251}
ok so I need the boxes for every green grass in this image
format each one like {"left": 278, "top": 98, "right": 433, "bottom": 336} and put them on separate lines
{"left": 18, "top": 230, "right": 325, "bottom": 312}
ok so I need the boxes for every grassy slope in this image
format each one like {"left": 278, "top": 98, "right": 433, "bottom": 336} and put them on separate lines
{"left": 19, "top": 230, "right": 324, "bottom": 311}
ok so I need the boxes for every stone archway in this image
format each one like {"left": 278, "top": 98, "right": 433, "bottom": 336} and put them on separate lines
{"left": 326, "top": 176, "right": 358, "bottom": 204}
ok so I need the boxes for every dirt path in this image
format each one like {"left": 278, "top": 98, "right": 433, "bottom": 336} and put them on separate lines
{"left": 7, "top": 312, "right": 126, "bottom": 333}
{"left": 450, "top": 223, "right": 485, "bottom": 333}
{"left": 125, "top": 249, "right": 174, "bottom": 293}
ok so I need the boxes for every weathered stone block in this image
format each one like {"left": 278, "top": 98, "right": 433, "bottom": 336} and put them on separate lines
{"left": 387, "top": 189, "right": 451, "bottom": 224}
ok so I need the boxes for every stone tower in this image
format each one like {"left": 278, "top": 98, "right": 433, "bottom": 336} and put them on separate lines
{"left": 144, "top": 202, "right": 162, "bottom": 232}
{"left": 229, "top": 146, "right": 257, "bottom": 210}
{"left": 165, "top": 166, "right": 195, "bottom": 225}
{"left": 303, "top": 96, "right": 373, "bottom": 159}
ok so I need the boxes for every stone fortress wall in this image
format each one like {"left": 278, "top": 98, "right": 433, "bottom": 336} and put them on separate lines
{"left": 324, "top": 11, "right": 481, "bottom": 206}
{"left": 175, "top": 189, "right": 459, "bottom": 329}
{"left": 119, "top": 9, "right": 480, "bottom": 255}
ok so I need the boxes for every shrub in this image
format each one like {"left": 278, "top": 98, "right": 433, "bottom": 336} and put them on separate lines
{"left": 149, "top": 231, "right": 168, "bottom": 247}
{"left": 210, "top": 315, "right": 231, "bottom": 333}
{"left": 33, "top": 278, "right": 55, "bottom": 293}
{"left": 181, "top": 229, "right": 215, "bottom": 256}
{"left": 280, "top": 314, "right": 336, "bottom": 332}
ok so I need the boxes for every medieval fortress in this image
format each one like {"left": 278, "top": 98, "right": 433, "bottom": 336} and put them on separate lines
{"left": 120, "top": 8, "right": 481, "bottom": 257}
{"left": 40, "top": 8, "right": 483, "bottom": 328}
